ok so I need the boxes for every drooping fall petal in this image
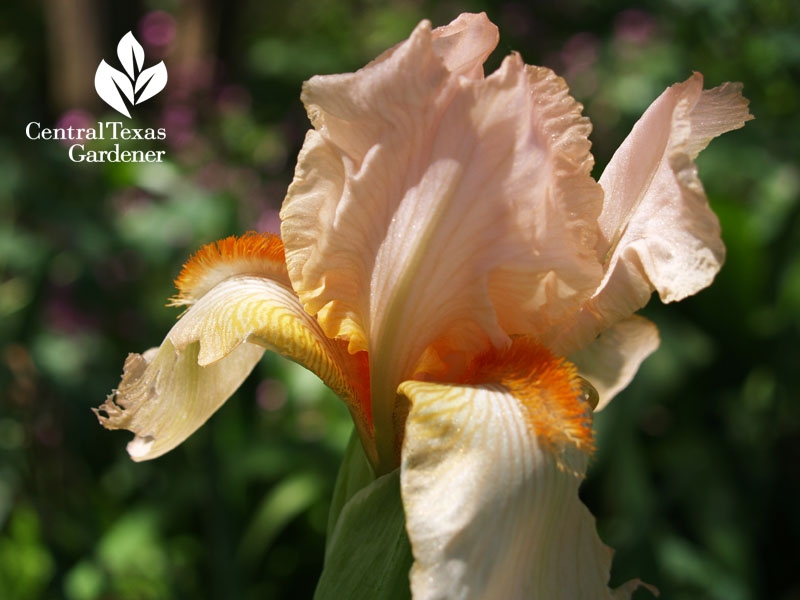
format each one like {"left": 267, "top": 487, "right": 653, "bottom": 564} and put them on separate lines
{"left": 281, "top": 15, "right": 603, "bottom": 466}
{"left": 95, "top": 234, "right": 371, "bottom": 462}
{"left": 551, "top": 74, "right": 752, "bottom": 357}
{"left": 399, "top": 339, "right": 652, "bottom": 599}
{"left": 95, "top": 338, "right": 264, "bottom": 461}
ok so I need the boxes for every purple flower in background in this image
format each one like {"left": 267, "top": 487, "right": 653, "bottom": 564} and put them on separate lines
{"left": 161, "top": 104, "right": 196, "bottom": 148}
{"left": 139, "top": 11, "right": 176, "bottom": 51}
{"left": 614, "top": 9, "right": 658, "bottom": 44}
{"left": 55, "top": 110, "right": 94, "bottom": 146}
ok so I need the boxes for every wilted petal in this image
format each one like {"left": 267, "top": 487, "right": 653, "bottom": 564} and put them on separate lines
{"left": 569, "top": 315, "right": 660, "bottom": 410}
{"left": 94, "top": 338, "right": 263, "bottom": 461}
{"left": 553, "top": 74, "right": 751, "bottom": 355}
{"left": 96, "top": 234, "right": 371, "bottom": 462}
{"left": 399, "top": 340, "right": 651, "bottom": 599}
{"left": 281, "top": 16, "right": 603, "bottom": 461}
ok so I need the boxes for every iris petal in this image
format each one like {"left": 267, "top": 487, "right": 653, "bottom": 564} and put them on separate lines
{"left": 95, "top": 337, "right": 263, "bottom": 461}
{"left": 281, "top": 15, "right": 603, "bottom": 468}
{"left": 96, "top": 235, "right": 371, "bottom": 462}
{"left": 429, "top": 12, "right": 499, "bottom": 79}
{"left": 399, "top": 340, "right": 651, "bottom": 599}
{"left": 551, "top": 74, "right": 752, "bottom": 357}
{"left": 570, "top": 316, "right": 661, "bottom": 411}
{"left": 597, "top": 74, "right": 751, "bottom": 306}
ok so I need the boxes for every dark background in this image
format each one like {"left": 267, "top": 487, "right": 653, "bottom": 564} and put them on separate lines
{"left": 1, "top": 0, "right": 798, "bottom": 598}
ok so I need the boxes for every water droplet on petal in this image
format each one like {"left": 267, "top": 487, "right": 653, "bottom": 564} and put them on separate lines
{"left": 577, "top": 376, "right": 599, "bottom": 411}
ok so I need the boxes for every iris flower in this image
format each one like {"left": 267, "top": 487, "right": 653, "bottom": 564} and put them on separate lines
{"left": 96, "top": 13, "right": 751, "bottom": 598}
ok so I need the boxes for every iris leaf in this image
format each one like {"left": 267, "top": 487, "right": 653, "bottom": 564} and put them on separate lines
{"left": 316, "top": 433, "right": 412, "bottom": 600}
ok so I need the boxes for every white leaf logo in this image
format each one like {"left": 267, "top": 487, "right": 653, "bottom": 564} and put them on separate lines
{"left": 94, "top": 32, "right": 168, "bottom": 118}
{"left": 117, "top": 32, "right": 144, "bottom": 80}
{"left": 95, "top": 60, "right": 134, "bottom": 117}
{"left": 135, "top": 63, "right": 168, "bottom": 104}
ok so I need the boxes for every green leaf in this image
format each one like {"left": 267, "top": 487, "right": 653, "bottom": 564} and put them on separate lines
{"left": 238, "top": 471, "right": 323, "bottom": 565}
{"left": 316, "top": 436, "right": 412, "bottom": 600}
{"left": 325, "top": 430, "right": 376, "bottom": 545}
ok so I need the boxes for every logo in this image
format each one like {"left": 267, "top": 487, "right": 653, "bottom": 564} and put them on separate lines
{"left": 95, "top": 32, "right": 167, "bottom": 118}
{"left": 26, "top": 30, "right": 168, "bottom": 164}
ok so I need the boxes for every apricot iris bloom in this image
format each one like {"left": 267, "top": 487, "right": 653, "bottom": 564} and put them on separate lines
{"left": 97, "top": 13, "right": 751, "bottom": 598}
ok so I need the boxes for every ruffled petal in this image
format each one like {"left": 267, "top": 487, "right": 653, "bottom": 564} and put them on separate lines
{"left": 569, "top": 316, "right": 660, "bottom": 411}
{"left": 551, "top": 74, "right": 751, "bottom": 355}
{"left": 429, "top": 12, "right": 498, "bottom": 79}
{"left": 281, "top": 15, "right": 603, "bottom": 467}
{"left": 399, "top": 339, "right": 651, "bottom": 599}
{"left": 597, "top": 73, "right": 752, "bottom": 303}
{"left": 95, "top": 234, "right": 371, "bottom": 462}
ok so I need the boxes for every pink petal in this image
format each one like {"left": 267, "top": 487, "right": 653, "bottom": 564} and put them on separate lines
{"left": 281, "top": 16, "right": 603, "bottom": 463}
{"left": 551, "top": 73, "right": 752, "bottom": 360}
{"left": 430, "top": 12, "right": 499, "bottom": 79}
{"left": 569, "top": 316, "right": 660, "bottom": 410}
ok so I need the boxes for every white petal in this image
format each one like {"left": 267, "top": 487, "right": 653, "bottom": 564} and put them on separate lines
{"left": 95, "top": 337, "right": 263, "bottom": 461}
{"left": 569, "top": 316, "right": 660, "bottom": 411}
{"left": 399, "top": 377, "right": 649, "bottom": 599}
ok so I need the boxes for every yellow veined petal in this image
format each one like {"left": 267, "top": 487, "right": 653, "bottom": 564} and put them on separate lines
{"left": 96, "top": 234, "right": 372, "bottom": 462}
{"left": 551, "top": 74, "right": 752, "bottom": 356}
{"left": 170, "top": 274, "right": 370, "bottom": 426}
{"left": 281, "top": 15, "right": 603, "bottom": 470}
{"left": 399, "top": 339, "right": 653, "bottom": 599}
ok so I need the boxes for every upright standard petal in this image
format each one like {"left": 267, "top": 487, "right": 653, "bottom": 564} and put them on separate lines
{"left": 428, "top": 12, "right": 499, "bottom": 79}
{"left": 552, "top": 74, "right": 752, "bottom": 357}
{"left": 597, "top": 73, "right": 751, "bottom": 303}
{"left": 281, "top": 15, "right": 603, "bottom": 469}
{"left": 95, "top": 233, "right": 371, "bottom": 462}
{"left": 399, "top": 339, "right": 651, "bottom": 599}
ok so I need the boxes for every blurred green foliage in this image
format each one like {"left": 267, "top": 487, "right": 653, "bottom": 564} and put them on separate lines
{"left": 0, "top": 0, "right": 798, "bottom": 598}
